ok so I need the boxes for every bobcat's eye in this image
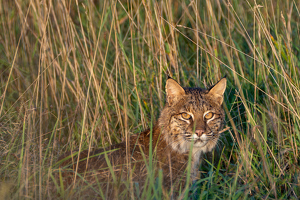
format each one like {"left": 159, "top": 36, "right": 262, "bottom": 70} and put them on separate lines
{"left": 181, "top": 113, "right": 191, "bottom": 120}
{"left": 204, "top": 112, "right": 214, "bottom": 120}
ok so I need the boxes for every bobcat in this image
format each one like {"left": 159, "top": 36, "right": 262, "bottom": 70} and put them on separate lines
{"left": 58, "top": 77, "right": 227, "bottom": 198}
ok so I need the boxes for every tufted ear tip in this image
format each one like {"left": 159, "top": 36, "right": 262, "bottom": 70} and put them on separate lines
{"left": 165, "top": 79, "right": 185, "bottom": 105}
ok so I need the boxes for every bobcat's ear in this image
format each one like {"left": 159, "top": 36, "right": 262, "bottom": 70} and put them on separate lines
{"left": 166, "top": 78, "right": 185, "bottom": 106}
{"left": 208, "top": 78, "right": 227, "bottom": 105}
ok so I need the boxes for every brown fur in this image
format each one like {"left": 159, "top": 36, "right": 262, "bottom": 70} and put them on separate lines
{"left": 58, "top": 77, "right": 226, "bottom": 198}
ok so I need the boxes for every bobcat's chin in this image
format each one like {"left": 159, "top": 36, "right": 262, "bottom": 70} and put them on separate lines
{"left": 166, "top": 129, "right": 220, "bottom": 154}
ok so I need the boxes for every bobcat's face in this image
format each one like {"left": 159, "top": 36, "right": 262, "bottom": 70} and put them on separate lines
{"left": 159, "top": 78, "right": 226, "bottom": 154}
{"left": 167, "top": 90, "right": 224, "bottom": 153}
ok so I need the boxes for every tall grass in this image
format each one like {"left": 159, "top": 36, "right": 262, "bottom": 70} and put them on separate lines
{"left": 0, "top": 0, "right": 299, "bottom": 199}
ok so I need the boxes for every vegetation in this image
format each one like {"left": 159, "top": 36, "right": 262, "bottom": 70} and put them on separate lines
{"left": 0, "top": 0, "right": 299, "bottom": 199}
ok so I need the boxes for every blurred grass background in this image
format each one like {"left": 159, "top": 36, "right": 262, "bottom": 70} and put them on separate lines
{"left": 0, "top": 0, "right": 299, "bottom": 199}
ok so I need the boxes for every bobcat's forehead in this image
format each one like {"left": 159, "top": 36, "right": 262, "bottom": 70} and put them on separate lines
{"left": 180, "top": 88, "right": 215, "bottom": 113}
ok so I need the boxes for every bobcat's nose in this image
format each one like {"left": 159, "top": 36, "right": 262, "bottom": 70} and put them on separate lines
{"left": 195, "top": 129, "right": 205, "bottom": 137}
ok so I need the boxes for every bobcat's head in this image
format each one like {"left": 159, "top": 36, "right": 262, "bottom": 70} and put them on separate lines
{"left": 158, "top": 77, "right": 226, "bottom": 154}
